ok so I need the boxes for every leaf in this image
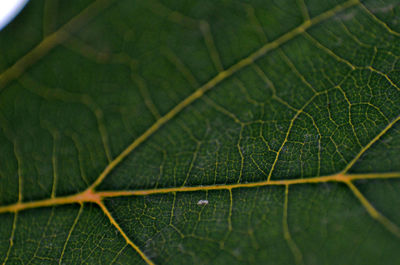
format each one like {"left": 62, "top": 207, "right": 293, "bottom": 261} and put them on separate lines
{"left": 0, "top": 0, "right": 400, "bottom": 264}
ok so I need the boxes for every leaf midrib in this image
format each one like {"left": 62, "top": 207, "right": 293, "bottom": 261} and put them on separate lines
{"left": 1, "top": 171, "right": 400, "bottom": 214}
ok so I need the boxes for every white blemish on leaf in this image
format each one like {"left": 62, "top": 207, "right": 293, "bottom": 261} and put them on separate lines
{"left": 197, "top": 199, "right": 209, "bottom": 206}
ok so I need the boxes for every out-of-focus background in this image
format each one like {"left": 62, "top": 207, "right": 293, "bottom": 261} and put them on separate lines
{"left": 0, "top": 0, "right": 29, "bottom": 30}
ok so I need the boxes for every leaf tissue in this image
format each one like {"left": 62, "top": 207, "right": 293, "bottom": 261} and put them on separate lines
{"left": 0, "top": 0, "right": 400, "bottom": 264}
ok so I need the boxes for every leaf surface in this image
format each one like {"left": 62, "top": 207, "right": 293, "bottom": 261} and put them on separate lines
{"left": 0, "top": 0, "right": 400, "bottom": 264}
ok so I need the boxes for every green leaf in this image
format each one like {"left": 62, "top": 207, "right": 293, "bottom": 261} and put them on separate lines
{"left": 0, "top": 0, "right": 400, "bottom": 264}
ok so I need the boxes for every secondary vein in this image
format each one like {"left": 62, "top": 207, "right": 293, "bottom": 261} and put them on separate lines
{"left": 88, "top": 0, "right": 360, "bottom": 190}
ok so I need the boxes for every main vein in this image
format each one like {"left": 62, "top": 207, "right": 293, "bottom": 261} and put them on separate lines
{"left": 0, "top": 172, "right": 399, "bottom": 214}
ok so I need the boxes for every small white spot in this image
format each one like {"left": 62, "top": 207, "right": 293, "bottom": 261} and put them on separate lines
{"left": 197, "top": 199, "right": 209, "bottom": 206}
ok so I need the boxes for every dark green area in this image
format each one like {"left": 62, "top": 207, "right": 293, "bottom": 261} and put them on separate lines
{"left": 0, "top": 0, "right": 400, "bottom": 264}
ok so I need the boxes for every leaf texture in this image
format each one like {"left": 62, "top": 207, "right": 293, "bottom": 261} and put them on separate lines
{"left": 0, "top": 0, "right": 400, "bottom": 264}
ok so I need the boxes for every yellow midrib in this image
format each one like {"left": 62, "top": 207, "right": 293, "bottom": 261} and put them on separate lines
{"left": 0, "top": 172, "right": 399, "bottom": 214}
